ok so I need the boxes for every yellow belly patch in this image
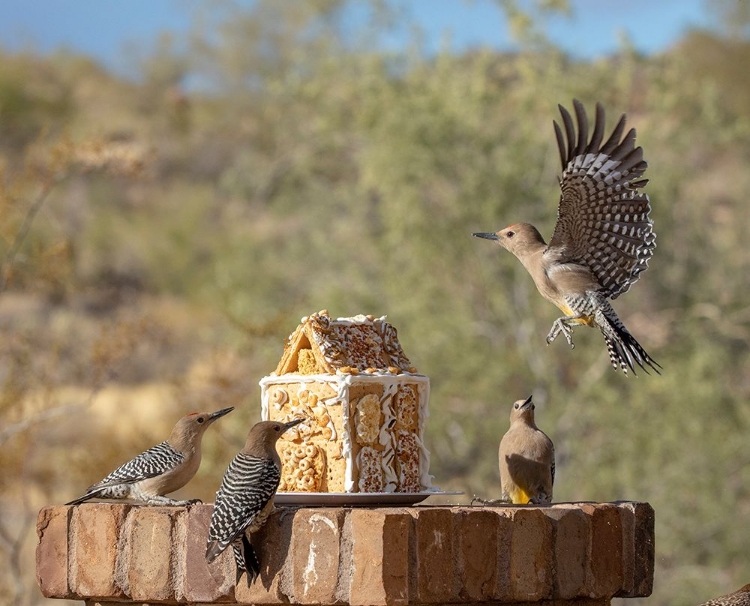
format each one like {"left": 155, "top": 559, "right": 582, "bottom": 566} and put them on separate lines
{"left": 509, "top": 486, "right": 531, "bottom": 505}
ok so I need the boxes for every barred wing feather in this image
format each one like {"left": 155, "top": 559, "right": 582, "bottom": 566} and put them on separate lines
{"left": 89, "top": 441, "right": 184, "bottom": 490}
{"left": 548, "top": 100, "right": 655, "bottom": 299}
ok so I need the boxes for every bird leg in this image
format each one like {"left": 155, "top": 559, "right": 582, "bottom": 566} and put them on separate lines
{"left": 546, "top": 317, "right": 576, "bottom": 348}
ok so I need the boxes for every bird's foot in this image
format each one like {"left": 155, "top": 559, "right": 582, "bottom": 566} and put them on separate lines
{"left": 144, "top": 495, "right": 199, "bottom": 506}
{"left": 546, "top": 319, "right": 575, "bottom": 349}
{"left": 471, "top": 495, "right": 510, "bottom": 507}
{"left": 527, "top": 495, "right": 552, "bottom": 506}
{"left": 277, "top": 505, "right": 303, "bottom": 522}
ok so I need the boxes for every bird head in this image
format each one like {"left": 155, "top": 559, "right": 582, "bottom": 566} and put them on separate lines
{"left": 509, "top": 395, "right": 535, "bottom": 424}
{"left": 244, "top": 418, "right": 305, "bottom": 451}
{"left": 473, "top": 223, "right": 546, "bottom": 258}
{"left": 169, "top": 407, "right": 234, "bottom": 448}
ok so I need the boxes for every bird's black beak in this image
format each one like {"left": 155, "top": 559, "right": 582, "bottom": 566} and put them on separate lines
{"left": 282, "top": 418, "right": 305, "bottom": 433}
{"left": 520, "top": 395, "right": 534, "bottom": 410}
{"left": 209, "top": 407, "right": 235, "bottom": 420}
{"left": 473, "top": 232, "right": 500, "bottom": 241}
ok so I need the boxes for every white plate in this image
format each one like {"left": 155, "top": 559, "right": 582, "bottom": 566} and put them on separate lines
{"left": 273, "top": 491, "right": 463, "bottom": 506}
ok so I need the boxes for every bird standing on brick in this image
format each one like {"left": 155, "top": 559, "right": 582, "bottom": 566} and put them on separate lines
{"left": 206, "top": 418, "right": 304, "bottom": 584}
{"left": 698, "top": 584, "right": 750, "bottom": 606}
{"left": 474, "top": 100, "right": 660, "bottom": 375}
{"left": 66, "top": 407, "right": 234, "bottom": 506}
{"left": 499, "top": 395, "right": 554, "bottom": 505}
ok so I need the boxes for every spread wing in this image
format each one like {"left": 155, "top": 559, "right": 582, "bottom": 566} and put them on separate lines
{"left": 547, "top": 100, "right": 655, "bottom": 299}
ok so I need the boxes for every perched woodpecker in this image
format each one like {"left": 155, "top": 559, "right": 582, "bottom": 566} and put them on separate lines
{"left": 474, "top": 100, "right": 660, "bottom": 375}
{"left": 205, "top": 418, "right": 304, "bottom": 584}
{"left": 498, "top": 395, "right": 554, "bottom": 505}
{"left": 66, "top": 407, "right": 234, "bottom": 506}
{"left": 698, "top": 584, "right": 750, "bottom": 606}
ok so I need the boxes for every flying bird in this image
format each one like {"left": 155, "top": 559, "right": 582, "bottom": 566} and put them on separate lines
{"left": 474, "top": 99, "right": 660, "bottom": 375}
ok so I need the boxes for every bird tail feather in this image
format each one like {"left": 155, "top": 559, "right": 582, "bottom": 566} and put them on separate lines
{"left": 598, "top": 307, "right": 661, "bottom": 376}
{"left": 65, "top": 485, "right": 108, "bottom": 506}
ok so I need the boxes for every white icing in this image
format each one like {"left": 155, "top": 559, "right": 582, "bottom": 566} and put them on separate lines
{"left": 417, "top": 382, "right": 433, "bottom": 489}
{"left": 379, "top": 382, "right": 398, "bottom": 492}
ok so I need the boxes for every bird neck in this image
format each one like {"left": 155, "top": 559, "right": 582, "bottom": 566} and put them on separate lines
{"left": 168, "top": 432, "right": 202, "bottom": 457}
{"left": 512, "top": 415, "right": 537, "bottom": 430}
{"left": 242, "top": 440, "right": 282, "bottom": 465}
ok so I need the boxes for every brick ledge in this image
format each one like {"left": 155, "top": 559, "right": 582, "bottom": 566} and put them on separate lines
{"left": 36, "top": 501, "right": 654, "bottom": 605}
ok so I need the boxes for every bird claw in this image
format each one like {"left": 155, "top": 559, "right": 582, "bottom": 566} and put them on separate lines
{"left": 528, "top": 495, "right": 552, "bottom": 506}
{"left": 546, "top": 319, "right": 575, "bottom": 349}
{"left": 471, "top": 495, "right": 509, "bottom": 507}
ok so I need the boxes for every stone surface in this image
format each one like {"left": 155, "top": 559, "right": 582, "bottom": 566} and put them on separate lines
{"left": 547, "top": 505, "right": 590, "bottom": 600}
{"left": 349, "top": 508, "right": 411, "bottom": 606}
{"left": 615, "top": 501, "right": 655, "bottom": 598}
{"left": 35, "top": 506, "right": 71, "bottom": 599}
{"left": 455, "top": 508, "right": 498, "bottom": 602}
{"left": 69, "top": 503, "right": 129, "bottom": 599}
{"left": 125, "top": 506, "right": 177, "bottom": 602}
{"left": 235, "top": 508, "right": 296, "bottom": 604}
{"left": 36, "top": 501, "right": 654, "bottom": 605}
{"left": 508, "top": 507, "right": 554, "bottom": 602}
{"left": 584, "top": 503, "right": 624, "bottom": 599}
{"left": 179, "top": 504, "right": 235, "bottom": 603}
{"left": 290, "top": 508, "right": 345, "bottom": 605}
{"left": 413, "top": 507, "right": 457, "bottom": 603}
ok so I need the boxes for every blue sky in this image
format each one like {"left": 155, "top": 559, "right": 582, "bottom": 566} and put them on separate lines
{"left": 0, "top": 0, "right": 712, "bottom": 75}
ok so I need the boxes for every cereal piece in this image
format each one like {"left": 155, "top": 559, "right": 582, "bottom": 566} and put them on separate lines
{"left": 298, "top": 389, "right": 319, "bottom": 407}
{"left": 278, "top": 442, "right": 326, "bottom": 492}
{"left": 269, "top": 387, "right": 289, "bottom": 408}
{"left": 355, "top": 394, "right": 381, "bottom": 446}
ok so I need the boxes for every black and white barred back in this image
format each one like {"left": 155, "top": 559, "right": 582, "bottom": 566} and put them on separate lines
{"left": 549, "top": 100, "right": 656, "bottom": 300}
{"left": 66, "top": 441, "right": 185, "bottom": 504}
{"left": 206, "top": 452, "right": 281, "bottom": 560}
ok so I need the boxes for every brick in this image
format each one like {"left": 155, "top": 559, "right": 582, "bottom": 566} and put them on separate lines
{"left": 413, "top": 507, "right": 457, "bottom": 603}
{"left": 508, "top": 507, "right": 554, "bottom": 601}
{"left": 69, "top": 503, "right": 129, "bottom": 599}
{"left": 583, "top": 503, "right": 623, "bottom": 598}
{"left": 35, "top": 506, "right": 71, "bottom": 598}
{"left": 614, "top": 501, "right": 655, "bottom": 598}
{"left": 291, "top": 508, "right": 344, "bottom": 604}
{"left": 178, "top": 504, "right": 235, "bottom": 603}
{"left": 487, "top": 508, "right": 512, "bottom": 601}
{"left": 235, "top": 508, "right": 295, "bottom": 604}
{"left": 125, "top": 507, "right": 176, "bottom": 602}
{"left": 547, "top": 505, "right": 591, "bottom": 600}
{"left": 455, "top": 508, "right": 498, "bottom": 601}
{"left": 348, "top": 508, "right": 411, "bottom": 606}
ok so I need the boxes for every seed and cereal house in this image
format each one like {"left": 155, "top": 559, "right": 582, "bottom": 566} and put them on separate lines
{"left": 260, "top": 310, "right": 432, "bottom": 493}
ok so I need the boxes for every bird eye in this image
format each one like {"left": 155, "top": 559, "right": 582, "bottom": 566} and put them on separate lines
{"left": 506, "top": 231, "right": 515, "bottom": 238}
{"left": 197, "top": 417, "right": 205, "bottom": 424}
{"left": 274, "top": 425, "right": 281, "bottom": 432}
{"left": 514, "top": 403, "right": 519, "bottom": 409}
